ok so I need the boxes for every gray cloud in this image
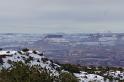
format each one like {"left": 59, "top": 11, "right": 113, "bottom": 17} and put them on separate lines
{"left": 0, "top": 0, "right": 124, "bottom": 33}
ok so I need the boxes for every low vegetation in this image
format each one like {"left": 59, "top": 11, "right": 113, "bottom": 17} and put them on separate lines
{"left": 0, "top": 49, "right": 123, "bottom": 82}
{"left": 61, "top": 64, "right": 81, "bottom": 73}
{"left": 0, "top": 62, "right": 78, "bottom": 82}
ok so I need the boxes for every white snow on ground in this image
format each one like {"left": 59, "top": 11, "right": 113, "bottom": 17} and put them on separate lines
{"left": 0, "top": 50, "right": 124, "bottom": 82}
{"left": 104, "top": 71, "right": 124, "bottom": 80}
{"left": 74, "top": 71, "right": 104, "bottom": 82}
{"left": 0, "top": 50, "right": 60, "bottom": 76}
{"left": 0, "top": 51, "right": 16, "bottom": 55}
{"left": 74, "top": 71, "right": 124, "bottom": 82}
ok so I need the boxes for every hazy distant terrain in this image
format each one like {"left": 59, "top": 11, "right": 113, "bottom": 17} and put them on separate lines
{"left": 0, "top": 33, "right": 124, "bottom": 67}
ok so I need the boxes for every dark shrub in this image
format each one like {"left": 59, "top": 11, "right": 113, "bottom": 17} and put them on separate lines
{"left": 59, "top": 72, "right": 78, "bottom": 82}
{"left": 37, "top": 59, "right": 40, "bottom": 62}
{"left": 25, "top": 56, "right": 33, "bottom": 64}
{"left": 0, "top": 58, "right": 3, "bottom": 65}
{"left": 7, "top": 60, "right": 12, "bottom": 64}
{"left": 0, "top": 62, "right": 54, "bottom": 82}
{"left": 38, "top": 53, "right": 43, "bottom": 56}
{"left": 33, "top": 50, "right": 37, "bottom": 54}
{"left": 22, "top": 48, "right": 29, "bottom": 52}
{"left": 61, "top": 64, "right": 81, "bottom": 73}
{"left": 6, "top": 51, "right": 10, "bottom": 53}
{"left": 18, "top": 51, "right": 22, "bottom": 54}
{"left": 0, "top": 48, "right": 2, "bottom": 51}
{"left": 41, "top": 58, "right": 48, "bottom": 63}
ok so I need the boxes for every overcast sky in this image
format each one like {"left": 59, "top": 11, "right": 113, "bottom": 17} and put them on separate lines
{"left": 0, "top": 0, "right": 124, "bottom": 33}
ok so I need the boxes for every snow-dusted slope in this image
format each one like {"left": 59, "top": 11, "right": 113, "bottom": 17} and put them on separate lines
{"left": 104, "top": 71, "right": 124, "bottom": 80}
{"left": 74, "top": 72, "right": 104, "bottom": 82}
{"left": 0, "top": 49, "right": 123, "bottom": 82}
{"left": 0, "top": 50, "right": 60, "bottom": 76}
{"left": 0, "top": 50, "right": 105, "bottom": 82}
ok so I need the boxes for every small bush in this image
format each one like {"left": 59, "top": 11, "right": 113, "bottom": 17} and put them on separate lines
{"left": 18, "top": 51, "right": 22, "bottom": 54}
{"left": 22, "top": 48, "right": 29, "bottom": 52}
{"left": 38, "top": 53, "right": 43, "bottom": 56}
{"left": 0, "top": 62, "right": 54, "bottom": 82}
{"left": 61, "top": 64, "right": 81, "bottom": 73}
{"left": 59, "top": 72, "right": 78, "bottom": 82}
{"left": 42, "top": 58, "right": 48, "bottom": 63}
{"left": 6, "top": 51, "right": 10, "bottom": 53}
{"left": 33, "top": 50, "right": 37, "bottom": 54}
